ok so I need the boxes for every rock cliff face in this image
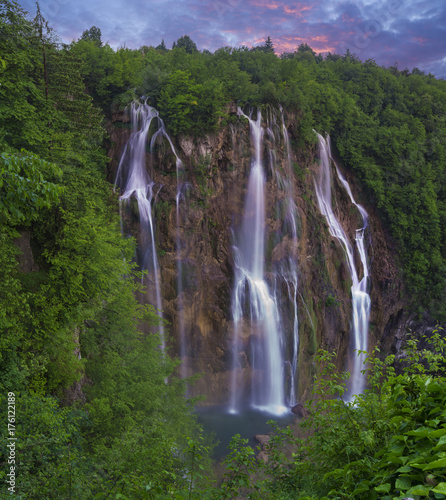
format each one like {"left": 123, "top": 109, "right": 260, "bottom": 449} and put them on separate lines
{"left": 107, "top": 107, "right": 406, "bottom": 406}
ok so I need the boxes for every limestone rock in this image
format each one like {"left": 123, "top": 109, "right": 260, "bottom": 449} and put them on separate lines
{"left": 257, "top": 451, "right": 269, "bottom": 463}
{"left": 255, "top": 435, "right": 270, "bottom": 447}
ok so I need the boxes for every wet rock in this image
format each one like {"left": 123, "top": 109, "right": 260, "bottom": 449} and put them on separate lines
{"left": 291, "top": 403, "right": 310, "bottom": 418}
{"left": 255, "top": 435, "right": 270, "bottom": 447}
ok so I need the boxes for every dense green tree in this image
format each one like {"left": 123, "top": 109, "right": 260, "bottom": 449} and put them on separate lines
{"left": 0, "top": 0, "right": 49, "bottom": 152}
{"left": 158, "top": 69, "right": 225, "bottom": 135}
{"left": 156, "top": 38, "right": 168, "bottom": 51}
{"left": 173, "top": 34, "right": 198, "bottom": 54}
{"left": 80, "top": 25, "right": 102, "bottom": 47}
{"left": 0, "top": 152, "right": 63, "bottom": 225}
{"left": 294, "top": 42, "right": 316, "bottom": 63}
{"left": 264, "top": 35, "right": 274, "bottom": 53}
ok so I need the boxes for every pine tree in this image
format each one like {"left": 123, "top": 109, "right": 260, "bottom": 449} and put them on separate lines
{"left": 34, "top": 3, "right": 49, "bottom": 100}
{"left": 31, "top": 9, "right": 105, "bottom": 169}
{"left": 156, "top": 38, "right": 168, "bottom": 51}
{"left": 264, "top": 35, "right": 274, "bottom": 53}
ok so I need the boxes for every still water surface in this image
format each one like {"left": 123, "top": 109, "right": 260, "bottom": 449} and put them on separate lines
{"left": 196, "top": 404, "right": 295, "bottom": 459}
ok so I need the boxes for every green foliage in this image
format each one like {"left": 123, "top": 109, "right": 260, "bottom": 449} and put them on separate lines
{"left": 0, "top": 151, "right": 63, "bottom": 224}
{"left": 82, "top": 318, "right": 205, "bottom": 498}
{"left": 0, "top": 230, "right": 31, "bottom": 392}
{"left": 0, "top": 392, "right": 93, "bottom": 499}
{"left": 80, "top": 25, "right": 102, "bottom": 47}
{"left": 70, "top": 40, "right": 145, "bottom": 109}
{"left": 0, "top": 6, "right": 211, "bottom": 499}
{"left": 155, "top": 39, "right": 168, "bottom": 52}
{"left": 255, "top": 36, "right": 275, "bottom": 54}
{"left": 0, "top": 0, "right": 49, "bottom": 152}
{"left": 213, "top": 434, "right": 265, "bottom": 499}
{"left": 158, "top": 70, "right": 225, "bottom": 135}
{"left": 325, "top": 293, "right": 339, "bottom": 308}
{"left": 173, "top": 35, "right": 198, "bottom": 54}
{"left": 0, "top": 1, "right": 106, "bottom": 170}
{"left": 220, "top": 330, "right": 446, "bottom": 500}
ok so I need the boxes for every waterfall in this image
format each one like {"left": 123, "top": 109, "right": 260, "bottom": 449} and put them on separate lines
{"left": 116, "top": 101, "right": 184, "bottom": 355}
{"left": 314, "top": 133, "right": 371, "bottom": 398}
{"left": 265, "top": 108, "right": 300, "bottom": 407}
{"left": 279, "top": 110, "right": 299, "bottom": 406}
{"left": 335, "top": 164, "right": 371, "bottom": 397}
{"left": 149, "top": 114, "right": 186, "bottom": 376}
{"left": 115, "top": 101, "right": 165, "bottom": 346}
{"left": 229, "top": 108, "right": 287, "bottom": 415}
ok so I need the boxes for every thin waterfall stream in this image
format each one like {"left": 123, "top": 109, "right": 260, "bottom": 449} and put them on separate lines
{"left": 150, "top": 117, "right": 187, "bottom": 377}
{"left": 314, "top": 133, "right": 371, "bottom": 398}
{"left": 115, "top": 102, "right": 165, "bottom": 346}
{"left": 116, "top": 101, "right": 184, "bottom": 353}
{"left": 265, "top": 108, "right": 300, "bottom": 407}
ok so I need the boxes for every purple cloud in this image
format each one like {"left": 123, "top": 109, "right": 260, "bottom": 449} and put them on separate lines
{"left": 18, "top": 0, "right": 446, "bottom": 78}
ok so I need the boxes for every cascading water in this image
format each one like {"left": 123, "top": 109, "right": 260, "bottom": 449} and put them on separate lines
{"left": 314, "top": 133, "right": 371, "bottom": 398}
{"left": 115, "top": 101, "right": 165, "bottom": 346}
{"left": 174, "top": 181, "right": 190, "bottom": 379}
{"left": 266, "top": 108, "right": 300, "bottom": 407}
{"left": 149, "top": 114, "right": 187, "bottom": 376}
{"left": 116, "top": 101, "right": 185, "bottom": 355}
{"left": 335, "top": 165, "right": 371, "bottom": 397}
{"left": 229, "top": 108, "right": 287, "bottom": 415}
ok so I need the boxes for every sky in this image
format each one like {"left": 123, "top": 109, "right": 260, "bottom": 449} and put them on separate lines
{"left": 20, "top": 0, "right": 446, "bottom": 79}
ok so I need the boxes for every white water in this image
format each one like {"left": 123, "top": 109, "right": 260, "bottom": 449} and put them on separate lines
{"left": 150, "top": 115, "right": 186, "bottom": 376}
{"left": 229, "top": 109, "right": 287, "bottom": 416}
{"left": 279, "top": 110, "right": 300, "bottom": 406}
{"left": 314, "top": 133, "right": 371, "bottom": 398}
{"left": 115, "top": 102, "right": 165, "bottom": 346}
{"left": 266, "top": 108, "right": 300, "bottom": 407}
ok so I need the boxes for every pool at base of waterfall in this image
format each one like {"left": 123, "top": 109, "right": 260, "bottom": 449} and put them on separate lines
{"left": 196, "top": 404, "right": 296, "bottom": 459}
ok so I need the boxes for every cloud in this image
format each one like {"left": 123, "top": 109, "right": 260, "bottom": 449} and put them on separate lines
{"left": 17, "top": 0, "right": 446, "bottom": 78}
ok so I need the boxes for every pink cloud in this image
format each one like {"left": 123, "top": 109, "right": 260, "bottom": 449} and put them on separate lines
{"left": 249, "top": 0, "right": 280, "bottom": 9}
{"left": 284, "top": 4, "right": 313, "bottom": 16}
{"left": 341, "top": 13, "right": 357, "bottom": 23}
{"left": 412, "top": 36, "right": 428, "bottom": 44}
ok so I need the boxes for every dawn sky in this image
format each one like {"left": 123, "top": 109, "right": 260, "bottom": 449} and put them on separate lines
{"left": 19, "top": 0, "right": 446, "bottom": 78}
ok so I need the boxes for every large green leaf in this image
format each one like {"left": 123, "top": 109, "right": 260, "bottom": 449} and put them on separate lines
{"left": 395, "top": 476, "right": 411, "bottom": 490}
{"left": 425, "top": 458, "right": 446, "bottom": 470}
{"left": 375, "top": 483, "right": 391, "bottom": 493}
{"left": 406, "top": 484, "right": 432, "bottom": 496}
{"left": 432, "top": 482, "right": 446, "bottom": 494}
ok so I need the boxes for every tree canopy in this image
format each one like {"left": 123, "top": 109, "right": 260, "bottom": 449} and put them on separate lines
{"left": 80, "top": 25, "right": 102, "bottom": 47}
{"left": 173, "top": 34, "right": 198, "bottom": 53}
